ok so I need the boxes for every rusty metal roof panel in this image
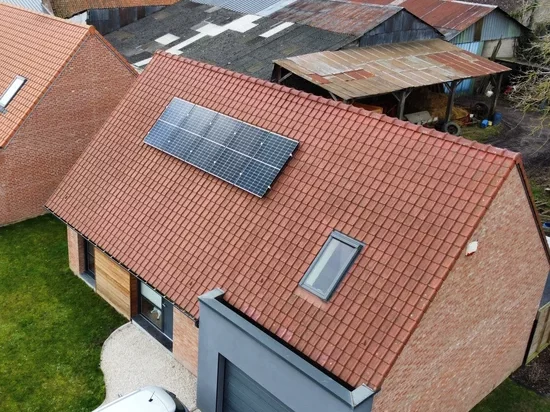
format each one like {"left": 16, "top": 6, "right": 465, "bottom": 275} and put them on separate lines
{"left": 274, "top": 39, "right": 510, "bottom": 100}
{"left": 400, "top": 0, "right": 495, "bottom": 35}
{"left": 270, "top": 0, "right": 403, "bottom": 36}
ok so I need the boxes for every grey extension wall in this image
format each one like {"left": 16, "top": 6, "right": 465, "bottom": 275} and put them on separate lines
{"left": 196, "top": 289, "right": 375, "bottom": 412}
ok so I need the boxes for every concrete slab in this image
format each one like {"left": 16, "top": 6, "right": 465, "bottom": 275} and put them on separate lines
{"left": 100, "top": 322, "right": 198, "bottom": 411}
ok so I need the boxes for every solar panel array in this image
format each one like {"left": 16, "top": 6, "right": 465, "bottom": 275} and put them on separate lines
{"left": 144, "top": 97, "right": 299, "bottom": 197}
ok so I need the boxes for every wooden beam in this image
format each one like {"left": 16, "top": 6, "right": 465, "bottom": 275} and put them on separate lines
{"left": 392, "top": 88, "right": 412, "bottom": 120}
{"left": 445, "top": 80, "right": 459, "bottom": 123}
{"left": 272, "top": 64, "right": 281, "bottom": 83}
{"left": 490, "top": 73, "right": 503, "bottom": 117}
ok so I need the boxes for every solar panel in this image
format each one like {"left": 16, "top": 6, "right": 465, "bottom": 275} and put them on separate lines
{"left": 144, "top": 97, "right": 299, "bottom": 197}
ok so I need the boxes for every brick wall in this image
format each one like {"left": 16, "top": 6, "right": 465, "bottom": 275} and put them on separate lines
{"left": 373, "top": 168, "right": 550, "bottom": 412}
{"left": 67, "top": 226, "right": 86, "bottom": 275}
{"left": 0, "top": 34, "right": 135, "bottom": 225}
{"left": 173, "top": 308, "right": 199, "bottom": 376}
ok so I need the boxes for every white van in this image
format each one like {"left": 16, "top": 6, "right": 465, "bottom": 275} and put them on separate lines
{"left": 93, "top": 386, "right": 189, "bottom": 412}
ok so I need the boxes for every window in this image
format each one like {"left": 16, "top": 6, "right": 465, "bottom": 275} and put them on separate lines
{"left": 0, "top": 76, "right": 26, "bottom": 110}
{"left": 140, "top": 282, "right": 164, "bottom": 330}
{"left": 84, "top": 240, "right": 95, "bottom": 277}
{"left": 300, "top": 231, "right": 364, "bottom": 300}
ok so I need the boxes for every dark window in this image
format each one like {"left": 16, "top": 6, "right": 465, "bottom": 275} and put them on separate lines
{"left": 300, "top": 231, "right": 364, "bottom": 300}
{"left": 84, "top": 240, "right": 95, "bottom": 277}
{"left": 139, "top": 282, "right": 173, "bottom": 339}
{"left": 140, "top": 282, "right": 163, "bottom": 330}
{"left": 474, "top": 20, "right": 483, "bottom": 42}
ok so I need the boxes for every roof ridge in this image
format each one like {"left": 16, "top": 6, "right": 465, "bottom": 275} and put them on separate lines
{"left": 0, "top": 2, "right": 92, "bottom": 31}
{"left": 0, "top": 10, "right": 93, "bottom": 148}
{"left": 154, "top": 51, "right": 520, "bottom": 162}
{"left": 324, "top": 0, "right": 403, "bottom": 10}
{"left": 446, "top": 0, "right": 496, "bottom": 8}
{"left": 90, "top": 30, "right": 138, "bottom": 75}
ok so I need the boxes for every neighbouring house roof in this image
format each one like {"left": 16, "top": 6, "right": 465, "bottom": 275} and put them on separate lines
{"left": 399, "top": 0, "right": 496, "bottom": 37}
{"left": 191, "top": 0, "right": 299, "bottom": 15}
{"left": 466, "top": 0, "right": 523, "bottom": 14}
{"left": 274, "top": 39, "right": 510, "bottom": 100}
{"left": 47, "top": 52, "right": 546, "bottom": 390}
{"left": 48, "top": 0, "right": 177, "bottom": 18}
{"left": 351, "top": 0, "right": 526, "bottom": 39}
{"left": 268, "top": 0, "right": 405, "bottom": 36}
{"left": 0, "top": 0, "right": 51, "bottom": 13}
{"left": 105, "top": 0, "right": 355, "bottom": 78}
{"left": 0, "top": 3, "right": 90, "bottom": 148}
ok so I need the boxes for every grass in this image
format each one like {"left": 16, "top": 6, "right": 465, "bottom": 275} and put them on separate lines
{"left": 473, "top": 379, "right": 550, "bottom": 412}
{"left": 531, "top": 181, "right": 550, "bottom": 206}
{"left": 461, "top": 124, "right": 503, "bottom": 143}
{"left": 0, "top": 215, "right": 126, "bottom": 412}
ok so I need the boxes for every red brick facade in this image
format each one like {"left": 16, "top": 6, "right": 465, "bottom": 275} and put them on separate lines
{"left": 64, "top": 167, "right": 549, "bottom": 406}
{"left": 68, "top": 228, "right": 200, "bottom": 375}
{"left": 373, "top": 168, "right": 550, "bottom": 411}
{"left": 68, "top": 226, "right": 86, "bottom": 275}
{"left": 173, "top": 308, "right": 199, "bottom": 376}
{"left": 0, "top": 34, "right": 135, "bottom": 226}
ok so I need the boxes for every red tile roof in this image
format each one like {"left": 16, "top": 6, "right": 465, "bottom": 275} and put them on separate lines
{"left": 0, "top": 3, "right": 91, "bottom": 148}
{"left": 47, "top": 52, "right": 524, "bottom": 389}
{"left": 49, "top": 0, "right": 177, "bottom": 18}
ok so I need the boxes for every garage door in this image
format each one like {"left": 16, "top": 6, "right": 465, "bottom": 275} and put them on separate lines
{"left": 223, "top": 361, "right": 294, "bottom": 412}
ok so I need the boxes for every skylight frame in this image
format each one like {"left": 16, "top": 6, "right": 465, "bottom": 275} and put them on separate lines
{"left": 0, "top": 76, "right": 27, "bottom": 112}
{"left": 299, "top": 231, "right": 364, "bottom": 301}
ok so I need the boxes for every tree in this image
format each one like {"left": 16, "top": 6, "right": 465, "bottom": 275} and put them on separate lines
{"left": 509, "top": 34, "right": 550, "bottom": 125}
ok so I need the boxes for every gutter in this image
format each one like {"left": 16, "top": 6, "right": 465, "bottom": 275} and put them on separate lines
{"left": 44, "top": 206, "right": 197, "bottom": 323}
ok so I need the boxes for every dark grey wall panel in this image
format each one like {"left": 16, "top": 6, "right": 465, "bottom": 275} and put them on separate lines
{"left": 88, "top": 6, "right": 163, "bottom": 35}
{"left": 359, "top": 10, "right": 441, "bottom": 47}
{"left": 196, "top": 289, "right": 374, "bottom": 412}
{"left": 223, "top": 362, "right": 294, "bottom": 412}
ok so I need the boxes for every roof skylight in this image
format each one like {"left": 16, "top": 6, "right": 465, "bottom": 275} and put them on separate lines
{"left": 300, "top": 231, "right": 364, "bottom": 301}
{"left": 0, "top": 76, "right": 26, "bottom": 111}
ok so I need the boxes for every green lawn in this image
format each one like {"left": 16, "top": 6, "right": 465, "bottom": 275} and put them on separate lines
{"left": 461, "top": 124, "right": 503, "bottom": 143}
{"left": 0, "top": 215, "right": 125, "bottom": 412}
{"left": 473, "top": 379, "right": 550, "bottom": 411}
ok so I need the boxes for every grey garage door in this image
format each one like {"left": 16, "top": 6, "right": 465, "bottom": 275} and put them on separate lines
{"left": 223, "top": 361, "right": 294, "bottom": 412}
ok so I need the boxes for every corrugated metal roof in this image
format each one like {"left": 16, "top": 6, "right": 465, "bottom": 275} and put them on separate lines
{"left": 270, "top": 0, "right": 404, "bottom": 36}
{"left": 50, "top": 0, "right": 176, "bottom": 18}
{"left": 397, "top": 0, "right": 517, "bottom": 40}
{"left": 274, "top": 39, "right": 510, "bottom": 100}
{"left": 342, "top": 0, "right": 525, "bottom": 40}
{"left": 401, "top": 0, "right": 495, "bottom": 34}
{"left": 0, "top": 0, "right": 50, "bottom": 13}
{"left": 191, "top": 0, "right": 296, "bottom": 15}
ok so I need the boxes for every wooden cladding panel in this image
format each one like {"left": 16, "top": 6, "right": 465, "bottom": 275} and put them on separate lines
{"left": 527, "top": 304, "right": 550, "bottom": 362}
{"left": 95, "top": 247, "right": 131, "bottom": 319}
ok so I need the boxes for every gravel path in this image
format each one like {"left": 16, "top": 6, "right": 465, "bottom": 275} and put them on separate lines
{"left": 100, "top": 322, "right": 198, "bottom": 411}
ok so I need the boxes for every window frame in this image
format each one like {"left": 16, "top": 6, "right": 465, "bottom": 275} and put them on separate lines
{"left": 0, "top": 76, "right": 27, "bottom": 112}
{"left": 299, "top": 231, "right": 364, "bottom": 301}
{"left": 84, "top": 239, "right": 95, "bottom": 277}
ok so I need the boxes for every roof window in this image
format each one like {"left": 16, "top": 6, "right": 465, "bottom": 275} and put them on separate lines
{"left": 0, "top": 76, "right": 26, "bottom": 111}
{"left": 300, "top": 231, "right": 364, "bottom": 301}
